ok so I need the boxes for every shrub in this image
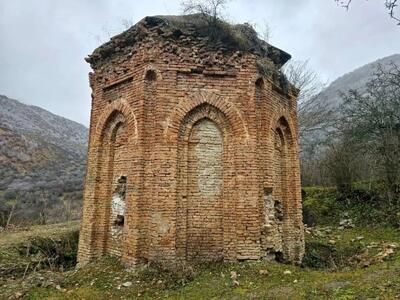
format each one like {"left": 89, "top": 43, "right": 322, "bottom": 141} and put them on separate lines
{"left": 15, "top": 230, "right": 79, "bottom": 273}
{"left": 303, "top": 184, "right": 400, "bottom": 228}
{"left": 303, "top": 240, "right": 363, "bottom": 271}
{"left": 302, "top": 187, "right": 339, "bottom": 226}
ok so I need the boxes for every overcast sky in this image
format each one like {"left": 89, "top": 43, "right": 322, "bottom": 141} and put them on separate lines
{"left": 0, "top": 0, "right": 398, "bottom": 126}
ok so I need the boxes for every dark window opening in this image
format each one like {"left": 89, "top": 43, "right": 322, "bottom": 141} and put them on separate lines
{"left": 145, "top": 69, "right": 157, "bottom": 81}
{"left": 274, "top": 200, "right": 283, "bottom": 222}
{"left": 114, "top": 214, "right": 124, "bottom": 226}
{"left": 275, "top": 251, "right": 284, "bottom": 262}
{"left": 114, "top": 176, "right": 127, "bottom": 198}
{"left": 255, "top": 77, "right": 264, "bottom": 89}
{"left": 118, "top": 175, "right": 127, "bottom": 184}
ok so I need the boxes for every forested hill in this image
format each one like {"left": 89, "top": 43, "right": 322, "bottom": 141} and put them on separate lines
{"left": 317, "top": 54, "right": 400, "bottom": 106}
{"left": 0, "top": 95, "right": 88, "bottom": 225}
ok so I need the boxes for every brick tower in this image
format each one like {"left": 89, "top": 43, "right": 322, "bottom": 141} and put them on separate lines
{"left": 78, "top": 15, "right": 304, "bottom": 267}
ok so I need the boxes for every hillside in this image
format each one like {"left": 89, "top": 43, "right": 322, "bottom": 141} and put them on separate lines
{"left": 0, "top": 95, "right": 88, "bottom": 226}
{"left": 317, "top": 53, "right": 400, "bottom": 106}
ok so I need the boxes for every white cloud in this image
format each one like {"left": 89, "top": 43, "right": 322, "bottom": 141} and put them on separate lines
{"left": 0, "top": 0, "right": 398, "bottom": 125}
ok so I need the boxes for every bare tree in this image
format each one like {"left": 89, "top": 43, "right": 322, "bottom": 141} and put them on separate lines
{"left": 386, "top": 0, "right": 400, "bottom": 23}
{"left": 61, "top": 195, "right": 73, "bottom": 222}
{"left": 335, "top": 0, "right": 400, "bottom": 25}
{"left": 283, "top": 60, "right": 336, "bottom": 142}
{"left": 181, "top": 0, "right": 231, "bottom": 30}
{"left": 323, "top": 135, "right": 360, "bottom": 193}
{"left": 259, "top": 19, "right": 272, "bottom": 43}
{"left": 339, "top": 63, "right": 400, "bottom": 203}
{"left": 0, "top": 191, "right": 18, "bottom": 228}
{"left": 38, "top": 190, "right": 50, "bottom": 225}
{"left": 5, "top": 198, "right": 18, "bottom": 229}
{"left": 283, "top": 60, "right": 339, "bottom": 186}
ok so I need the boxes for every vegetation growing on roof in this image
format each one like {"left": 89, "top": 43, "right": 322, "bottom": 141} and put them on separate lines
{"left": 87, "top": 14, "right": 290, "bottom": 68}
{"left": 86, "top": 14, "right": 294, "bottom": 95}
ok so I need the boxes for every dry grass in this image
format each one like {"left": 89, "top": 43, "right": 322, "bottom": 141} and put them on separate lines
{"left": 0, "top": 221, "right": 79, "bottom": 248}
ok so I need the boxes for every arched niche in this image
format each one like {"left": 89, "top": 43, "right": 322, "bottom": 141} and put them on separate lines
{"left": 272, "top": 116, "right": 294, "bottom": 259}
{"left": 176, "top": 103, "right": 235, "bottom": 262}
{"left": 93, "top": 110, "right": 130, "bottom": 258}
{"left": 187, "top": 118, "right": 224, "bottom": 260}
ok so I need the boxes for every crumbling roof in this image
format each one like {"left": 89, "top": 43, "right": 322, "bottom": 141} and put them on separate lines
{"left": 86, "top": 14, "right": 291, "bottom": 69}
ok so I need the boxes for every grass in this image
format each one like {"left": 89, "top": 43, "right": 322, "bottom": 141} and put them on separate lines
{"left": 1, "top": 224, "right": 398, "bottom": 299}
{"left": 0, "top": 221, "right": 79, "bottom": 299}
{"left": 0, "top": 221, "right": 79, "bottom": 248}
{"left": 1, "top": 184, "right": 400, "bottom": 299}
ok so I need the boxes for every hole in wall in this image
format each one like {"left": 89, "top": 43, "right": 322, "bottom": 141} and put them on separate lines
{"left": 114, "top": 214, "right": 125, "bottom": 226}
{"left": 111, "top": 175, "right": 127, "bottom": 228}
{"left": 275, "top": 251, "right": 284, "bottom": 263}
{"left": 255, "top": 77, "right": 264, "bottom": 88}
{"left": 274, "top": 200, "right": 283, "bottom": 222}
{"left": 145, "top": 69, "right": 157, "bottom": 81}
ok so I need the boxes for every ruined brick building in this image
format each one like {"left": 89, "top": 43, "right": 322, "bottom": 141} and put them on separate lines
{"left": 77, "top": 15, "right": 304, "bottom": 267}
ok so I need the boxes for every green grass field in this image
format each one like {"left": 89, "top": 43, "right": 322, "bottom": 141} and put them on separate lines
{"left": 1, "top": 222, "right": 399, "bottom": 299}
{"left": 1, "top": 186, "right": 399, "bottom": 299}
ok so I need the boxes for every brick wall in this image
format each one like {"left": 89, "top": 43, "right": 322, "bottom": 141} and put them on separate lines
{"left": 187, "top": 119, "right": 223, "bottom": 260}
{"left": 77, "top": 16, "right": 304, "bottom": 268}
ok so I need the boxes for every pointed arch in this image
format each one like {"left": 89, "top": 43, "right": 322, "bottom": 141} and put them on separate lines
{"left": 164, "top": 90, "right": 249, "bottom": 143}
{"left": 92, "top": 110, "right": 130, "bottom": 257}
{"left": 270, "top": 115, "right": 301, "bottom": 261}
{"left": 175, "top": 101, "right": 237, "bottom": 262}
{"left": 82, "top": 99, "right": 138, "bottom": 260}
{"left": 94, "top": 99, "right": 138, "bottom": 145}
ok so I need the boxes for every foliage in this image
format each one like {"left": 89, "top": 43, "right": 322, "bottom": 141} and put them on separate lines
{"left": 0, "top": 222, "right": 79, "bottom": 277}
{"left": 302, "top": 187, "right": 340, "bottom": 226}
{"left": 0, "top": 189, "right": 83, "bottom": 227}
{"left": 1, "top": 214, "right": 400, "bottom": 299}
{"left": 303, "top": 226, "right": 399, "bottom": 272}
{"left": 303, "top": 184, "right": 400, "bottom": 228}
{"left": 339, "top": 63, "right": 400, "bottom": 204}
{"left": 0, "top": 95, "right": 87, "bottom": 227}
{"left": 322, "top": 135, "right": 360, "bottom": 194}
{"left": 22, "top": 230, "right": 79, "bottom": 271}
{"left": 303, "top": 240, "right": 363, "bottom": 270}
{"left": 301, "top": 63, "right": 400, "bottom": 209}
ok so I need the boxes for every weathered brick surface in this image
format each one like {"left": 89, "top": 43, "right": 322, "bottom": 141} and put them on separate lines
{"left": 77, "top": 15, "right": 305, "bottom": 267}
{"left": 187, "top": 119, "right": 223, "bottom": 260}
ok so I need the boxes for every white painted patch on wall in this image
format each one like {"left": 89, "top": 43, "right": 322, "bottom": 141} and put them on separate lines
{"left": 262, "top": 187, "right": 284, "bottom": 259}
{"left": 111, "top": 194, "right": 125, "bottom": 216}
{"left": 109, "top": 175, "right": 127, "bottom": 237}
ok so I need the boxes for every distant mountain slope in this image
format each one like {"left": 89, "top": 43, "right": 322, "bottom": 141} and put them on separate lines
{"left": 317, "top": 54, "right": 400, "bottom": 106}
{"left": 0, "top": 95, "right": 88, "bottom": 225}
{"left": 0, "top": 95, "right": 87, "bottom": 156}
